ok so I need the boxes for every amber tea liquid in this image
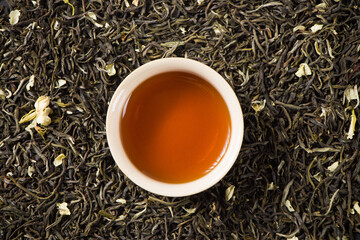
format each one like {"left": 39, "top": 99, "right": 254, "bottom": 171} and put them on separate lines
{"left": 120, "top": 71, "right": 231, "bottom": 183}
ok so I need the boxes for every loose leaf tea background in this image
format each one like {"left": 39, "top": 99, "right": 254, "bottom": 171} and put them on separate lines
{"left": 1, "top": 0, "right": 360, "bottom": 239}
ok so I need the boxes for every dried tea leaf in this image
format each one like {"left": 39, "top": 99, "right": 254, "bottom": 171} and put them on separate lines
{"left": 161, "top": 41, "right": 185, "bottom": 48}
{"left": 86, "top": 12, "right": 103, "bottom": 28}
{"left": 57, "top": 202, "right": 71, "bottom": 215}
{"left": 27, "top": 166, "right": 35, "bottom": 177}
{"left": 197, "top": 0, "right": 205, "bottom": 5}
{"left": 105, "top": 64, "right": 116, "bottom": 76}
{"left": 295, "top": 63, "right": 312, "bottom": 77}
{"left": 99, "top": 210, "right": 114, "bottom": 219}
{"left": 213, "top": 22, "right": 226, "bottom": 35}
{"left": 347, "top": 109, "right": 356, "bottom": 140}
{"left": 293, "top": 25, "right": 305, "bottom": 32}
{"left": 311, "top": 24, "right": 323, "bottom": 33}
{"left": 54, "top": 101, "right": 72, "bottom": 107}
{"left": 225, "top": 185, "right": 235, "bottom": 201}
{"left": 326, "top": 40, "right": 334, "bottom": 59}
{"left": 116, "top": 198, "right": 126, "bottom": 204}
{"left": 9, "top": 10, "right": 21, "bottom": 25}
{"left": 327, "top": 161, "right": 339, "bottom": 172}
{"left": 313, "top": 172, "right": 322, "bottom": 182}
{"left": 314, "top": 42, "right": 321, "bottom": 55}
{"left": 26, "top": 75, "right": 35, "bottom": 91}
{"left": 285, "top": 200, "right": 295, "bottom": 212}
{"left": 53, "top": 153, "right": 66, "bottom": 167}
{"left": 182, "top": 207, "right": 196, "bottom": 214}
{"left": 132, "top": 208, "right": 147, "bottom": 220}
{"left": 19, "top": 109, "right": 37, "bottom": 124}
{"left": 251, "top": 99, "right": 266, "bottom": 112}
{"left": 115, "top": 215, "right": 126, "bottom": 221}
{"left": 63, "top": 0, "right": 75, "bottom": 16}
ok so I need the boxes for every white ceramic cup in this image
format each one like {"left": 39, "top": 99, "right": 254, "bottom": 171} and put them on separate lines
{"left": 106, "top": 58, "right": 244, "bottom": 197}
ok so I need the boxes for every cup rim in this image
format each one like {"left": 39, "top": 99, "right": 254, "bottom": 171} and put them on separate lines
{"left": 106, "top": 57, "right": 244, "bottom": 197}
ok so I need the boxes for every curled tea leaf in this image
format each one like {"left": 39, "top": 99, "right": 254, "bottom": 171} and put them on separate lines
{"left": 63, "top": 0, "right": 75, "bottom": 16}
{"left": 132, "top": 207, "right": 147, "bottom": 220}
{"left": 57, "top": 202, "right": 71, "bottom": 215}
{"left": 347, "top": 109, "right": 356, "bottom": 140}
{"left": 251, "top": 99, "right": 266, "bottom": 112}
{"left": 53, "top": 153, "right": 66, "bottom": 167}
{"left": 9, "top": 10, "right": 20, "bottom": 25}
{"left": 225, "top": 185, "right": 235, "bottom": 201}
{"left": 314, "top": 42, "right": 321, "bottom": 55}
{"left": 26, "top": 75, "right": 35, "bottom": 91}
{"left": 86, "top": 12, "right": 103, "bottom": 28}
{"left": 54, "top": 100, "right": 72, "bottom": 107}
{"left": 182, "top": 207, "right": 196, "bottom": 214}
{"left": 295, "top": 63, "right": 312, "bottom": 78}
{"left": 313, "top": 172, "right": 322, "bottom": 182}
{"left": 161, "top": 41, "right": 185, "bottom": 48}
{"left": 115, "top": 215, "right": 126, "bottom": 221}
{"left": 326, "top": 40, "right": 334, "bottom": 59}
{"left": 293, "top": 25, "right": 305, "bottom": 32}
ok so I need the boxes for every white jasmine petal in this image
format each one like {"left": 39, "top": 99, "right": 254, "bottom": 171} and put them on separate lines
{"left": 9, "top": 10, "right": 21, "bottom": 25}
{"left": 295, "top": 63, "right": 312, "bottom": 77}
{"left": 57, "top": 202, "right": 71, "bottom": 215}
{"left": 311, "top": 24, "right": 323, "bottom": 33}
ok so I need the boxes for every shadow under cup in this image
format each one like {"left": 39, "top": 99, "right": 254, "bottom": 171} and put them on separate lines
{"left": 106, "top": 58, "right": 244, "bottom": 197}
